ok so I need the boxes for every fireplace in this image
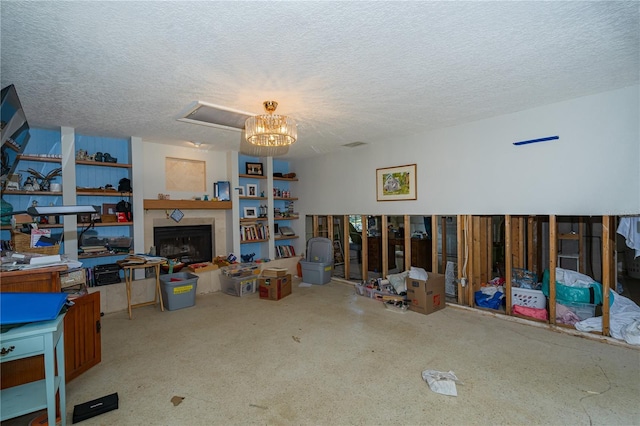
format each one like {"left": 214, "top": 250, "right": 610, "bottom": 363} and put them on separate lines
{"left": 153, "top": 224, "right": 213, "bottom": 265}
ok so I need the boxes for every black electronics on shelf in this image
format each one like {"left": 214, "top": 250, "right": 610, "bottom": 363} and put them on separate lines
{"left": 94, "top": 263, "right": 121, "bottom": 286}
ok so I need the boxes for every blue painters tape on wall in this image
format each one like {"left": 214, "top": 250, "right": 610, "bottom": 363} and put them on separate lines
{"left": 513, "top": 135, "right": 559, "bottom": 146}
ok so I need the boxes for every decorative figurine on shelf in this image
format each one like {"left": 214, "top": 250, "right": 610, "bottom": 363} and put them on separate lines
{"left": 23, "top": 176, "right": 36, "bottom": 192}
{"left": 76, "top": 149, "right": 88, "bottom": 161}
{"left": 241, "top": 253, "right": 255, "bottom": 263}
{"left": 21, "top": 167, "right": 61, "bottom": 192}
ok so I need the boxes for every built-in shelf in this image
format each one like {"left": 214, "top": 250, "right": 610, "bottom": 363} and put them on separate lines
{"left": 239, "top": 174, "right": 266, "bottom": 180}
{"left": 240, "top": 196, "right": 267, "bottom": 200}
{"left": 79, "top": 221, "right": 133, "bottom": 227}
{"left": 273, "top": 176, "right": 298, "bottom": 182}
{"left": 143, "top": 199, "right": 232, "bottom": 210}
{"left": 274, "top": 197, "right": 298, "bottom": 201}
{"left": 76, "top": 160, "right": 132, "bottom": 169}
{"left": 78, "top": 251, "right": 131, "bottom": 259}
{"left": 1, "top": 190, "right": 63, "bottom": 196}
{"left": 240, "top": 239, "right": 269, "bottom": 244}
{"left": 240, "top": 218, "right": 267, "bottom": 223}
{"left": 275, "top": 235, "right": 299, "bottom": 241}
{"left": 17, "top": 154, "right": 62, "bottom": 163}
{"left": 274, "top": 216, "right": 299, "bottom": 221}
{"left": 77, "top": 190, "right": 133, "bottom": 197}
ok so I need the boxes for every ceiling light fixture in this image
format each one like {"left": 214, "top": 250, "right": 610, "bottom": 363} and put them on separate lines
{"left": 192, "top": 141, "right": 202, "bottom": 147}
{"left": 245, "top": 101, "right": 297, "bottom": 147}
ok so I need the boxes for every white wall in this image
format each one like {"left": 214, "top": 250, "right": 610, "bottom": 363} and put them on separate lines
{"left": 140, "top": 143, "right": 229, "bottom": 198}
{"left": 295, "top": 86, "right": 640, "bottom": 216}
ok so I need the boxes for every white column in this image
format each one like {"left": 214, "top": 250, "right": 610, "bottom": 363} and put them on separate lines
{"left": 60, "top": 126, "right": 78, "bottom": 258}
{"left": 131, "top": 136, "right": 145, "bottom": 279}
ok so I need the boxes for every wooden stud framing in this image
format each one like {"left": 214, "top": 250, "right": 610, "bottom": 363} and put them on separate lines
{"left": 505, "top": 215, "right": 512, "bottom": 315}
{"left": 602, "top": 215, "right": 614, "bottom": 336}
{"left": 404, "top": 215, "right": 411, "bottom": 271}
{"left": 342, "top": 215, "right": 350, "bottom": 280}
{"left": 549, "top": 215, "right": 558, "bottom": 325}
{"left": 381, "top": 214, "right": 389, "bottom": 277}
{"left": 436, "top": 216, "right": 443, "bottom": 273}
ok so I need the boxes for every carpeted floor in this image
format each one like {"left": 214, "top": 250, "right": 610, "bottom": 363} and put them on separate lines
{"left": 3, "top": 279, "right": 639, "bottom": 425}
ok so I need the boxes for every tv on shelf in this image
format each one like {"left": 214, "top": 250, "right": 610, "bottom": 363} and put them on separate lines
{"left": 1, "top": 84, "right": 31, "bottom": 178}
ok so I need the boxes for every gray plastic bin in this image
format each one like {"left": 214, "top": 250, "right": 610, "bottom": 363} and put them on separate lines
{"left": 300, "top": 237, "right": 333, "bottom": 285}
{"left": 159, "top": 272, "right": 198, "bottom": 310}
{"left": 220, "top": 274, "right": 257, "bottom": 297}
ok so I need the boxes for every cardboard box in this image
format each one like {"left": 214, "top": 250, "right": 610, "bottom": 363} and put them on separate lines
{"left": 261, "top": 267, "right": 288, "bottom": 278}
{"left": 406, "top": 272, "right": 446, "bottom": 315}
{"left": 259, "top": 274, "right": 292, "bottom": 301}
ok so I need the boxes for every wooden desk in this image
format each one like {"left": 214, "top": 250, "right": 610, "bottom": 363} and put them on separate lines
{"left": 119, "top": 261, "right": 164, "bottom": 319}
{"left": 0, "top": 266, "right": 101, "bottom": 386}
{"left": 0, "top": 314, "right": 66, "bottom": 425}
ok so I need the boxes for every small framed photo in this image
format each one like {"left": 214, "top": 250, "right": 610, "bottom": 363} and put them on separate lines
{"left": 102, "top": 203, "right": 117, "bottom": 215}
{"left": 237, "top": 186, "right": 245, "bottom": 196}
{"left": 247, "top": 183, "right": 258, "bottom": 197}
{"left": 243, "top": 207, "right": 258, "bottom": 219}
{"left": 245, "top": 162, "right": 263, "bottom": 176}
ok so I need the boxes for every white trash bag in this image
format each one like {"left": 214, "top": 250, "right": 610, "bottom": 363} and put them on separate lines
{"left": 421, "top": 370, "right": 463, "bottom": 397}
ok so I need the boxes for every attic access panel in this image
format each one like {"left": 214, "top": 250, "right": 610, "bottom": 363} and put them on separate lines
{"left": 177, "top": 101, "right": 254, "bottom": 132}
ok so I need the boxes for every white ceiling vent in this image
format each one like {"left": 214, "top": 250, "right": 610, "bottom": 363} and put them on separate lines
{"left": 176, "top": 101, "right": 255, "bottom": 132}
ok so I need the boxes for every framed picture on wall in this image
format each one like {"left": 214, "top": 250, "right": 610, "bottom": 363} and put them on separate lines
{"left": 376, "top": 164, "right": 417, "bottom": 201}
{"left": 247, "top": 184, "right": 258, "bottom": 197}
{"left": 245, "top": 162, "right": 263, "bottom": 176}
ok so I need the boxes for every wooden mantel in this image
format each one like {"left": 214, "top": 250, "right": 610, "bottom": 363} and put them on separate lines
{"left": 143, "top": 199, "right": 232, "bottom": 210}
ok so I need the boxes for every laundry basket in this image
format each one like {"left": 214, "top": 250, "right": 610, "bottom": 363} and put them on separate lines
{"left": 299, "top": 237, "right": 333, "bottom": 285}
{"left": 625, "top": 248, "right": 640, "bottom": 279}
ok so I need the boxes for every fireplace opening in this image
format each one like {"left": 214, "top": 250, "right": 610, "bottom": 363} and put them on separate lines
{"left": 153, "top": 224, "right": 213, "bottom": 265}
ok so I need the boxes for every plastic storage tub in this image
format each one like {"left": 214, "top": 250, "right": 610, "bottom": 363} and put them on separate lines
{"left": 220, "top": 274, "right": 257, "bottom": 297}
{"left": 159, "top": 272, "right": 198, "bottom": 310}
{"left": 300, "top": 237, "right": 334, "bottom": 285}
{"left": 557, "top": 300, "right": 596, "bottom": 321}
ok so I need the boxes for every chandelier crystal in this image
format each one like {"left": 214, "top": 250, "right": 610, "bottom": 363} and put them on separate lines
{"left": 245, "top": 101, "right": 297, "bottom": 147}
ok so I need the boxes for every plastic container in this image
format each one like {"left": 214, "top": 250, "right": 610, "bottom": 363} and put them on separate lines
{"left": 300, "top": 237, "right": 334, "bottom": 285}
{"left": 557, "top": 300, "right": 596, "bottom": 321}
{"left": 300, "top": 261, "right": 333, "bottom": 285}
{"left": 220, "top": 275, "right": 257, "bottom": 297}
{"left": 159, "top": 272, "right": 198, "bottom": 310}
{"left": 511, "top": 287, "right": 546, "bottom": 309}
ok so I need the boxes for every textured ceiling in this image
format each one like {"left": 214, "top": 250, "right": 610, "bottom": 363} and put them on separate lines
{"left": 1, "top": 1, "right": 638, "bottom": 159}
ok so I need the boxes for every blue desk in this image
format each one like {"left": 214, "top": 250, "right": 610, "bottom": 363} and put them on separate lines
{"left": 0, "top": 314, "right": 66, "bottom": 425}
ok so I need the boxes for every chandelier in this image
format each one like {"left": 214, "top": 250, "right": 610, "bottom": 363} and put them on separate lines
{"left": 245, "top": 101, "right": 297, "bottom": 147}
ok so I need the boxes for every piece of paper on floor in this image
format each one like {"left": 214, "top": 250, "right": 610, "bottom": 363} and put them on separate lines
{"left": 299, "top": 282, "right": 313, "bottom": 287}
{"left": 421, "top": 370, "right": 461, "bottom": 397}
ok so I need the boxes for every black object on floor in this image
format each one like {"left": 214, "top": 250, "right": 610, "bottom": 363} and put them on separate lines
{"left": 72, "top": 392, "right": 119, "bottom": 423}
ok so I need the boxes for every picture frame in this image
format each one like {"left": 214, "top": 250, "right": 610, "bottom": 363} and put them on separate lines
{"left": 102, "top": 203, "right": 117, "bottom": 215}
{"left": 170, "top": 208, "right": 184, "bottom": 223}
{"left": 247, "top": 183, "right": 258, "bottom": 197}
{"left": 376, "top": 164, "right": 417, "bottom": 201}
{"left": 243, "top": 206, "right": 258, "bottom": 219}
{"left": 245, "top": 162, "right": 263, "bottom": 176}
{"left": 237, "top": 186, "right": 245, "bottom": 196}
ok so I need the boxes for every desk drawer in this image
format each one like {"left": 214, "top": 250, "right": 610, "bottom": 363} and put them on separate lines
{"left": 0, "top": 335, "right": 45, "bottom": 362}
